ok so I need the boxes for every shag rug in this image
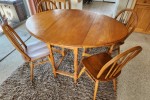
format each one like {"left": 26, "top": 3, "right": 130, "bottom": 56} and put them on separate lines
{"left": 0, "top": 48, "right": 116, "bottom": 100}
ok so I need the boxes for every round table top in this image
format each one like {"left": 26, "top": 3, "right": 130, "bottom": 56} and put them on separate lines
{"left": 26, "top": 9, "right": 128, "bottom": 48}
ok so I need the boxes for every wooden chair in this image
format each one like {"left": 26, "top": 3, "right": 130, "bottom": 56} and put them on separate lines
{"left": 37, "top": 0, "right": 57, "bottom": 13}
{"left": 34, "top": 0, "right": 71, "bottom": 12}
{"left": 1, "top": 23, "right": 56, "bottom": 81}
{"left": 53, "top": 0, "right": 71, "bottom": 9}
{"left": 109, "top": 9, "right": 138, "bottom": 54}
{"left": 78, "top": 46, "right": 142, "bottom": 100}
{"left": 33, "top": 0, "right": 42, "bottom": 8}
{"left": 115, "top": 9, "right": 138, "bottom": 35}
{"left": 33, "top": 0, "right": 42, "bottom": 13}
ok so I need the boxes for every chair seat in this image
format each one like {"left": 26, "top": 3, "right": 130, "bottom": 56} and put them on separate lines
{"left": 82, "top": 53, "right": 121, "bottom": 81}
{"left": 26, "top": 41, "right": 50, "bottom": 61}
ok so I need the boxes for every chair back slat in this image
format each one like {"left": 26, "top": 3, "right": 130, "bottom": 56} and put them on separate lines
{"left": 113, "top": 49, "right": 140, "bottom": 76}
{"left": 53, "top": 0, "right": 71, "bottom": 9}
{"left": 104, "top": 54, "right": 129, "bottom": 79}
{"left": 33, "top": 0, "right": 42, "bottom": 12}
{"left": 34, "top": 0, "right": 42, "bottom": 7}
{"left": 1, "top": 24, "right": 30, "bottom": 61}
{"left": 109, "top": 54, "right": 130, "bottom": 78}
{"left": 105, "top": 61, "right": 117, "bottom": 79}
{"left": 97, "top": 46, "right": 142, "bottom": 79}
{"left": 37, "top": 0, "right": 57, "bottom": 13}
{"left": 115, "top": 9, "right": 138, "bottom": 37}
{"left": 7, "top": 25, "right": 27, "bottom": 49}
{"left": 59, "top": 2, "right": 62, "bottom": 9}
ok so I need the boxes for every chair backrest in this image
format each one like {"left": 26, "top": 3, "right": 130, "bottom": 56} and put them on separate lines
{"left": 97, "top": 46, "right": 142, "bottom": 79}
{"left": 1, "top": 23, "right": 31, "bottom": 61}
{"left": 34, "top": 0, "right": 42, "bottom": 9}
{"left": 37, "top": 0, "right": 57, "bottom": 13}
{"left": 53, "top": 0, "right": 71, "bottom": 9}
{"left": 33, "top": 0, "right": 42, "bottom": 13}
{"left": 115, "top": 9, "right": 138, "bottom": 37}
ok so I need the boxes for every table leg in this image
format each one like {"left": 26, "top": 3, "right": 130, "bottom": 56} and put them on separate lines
{"left": 73, "top": 48, "right": 78, "bottom": 83}
{"left": 47, "top": 44, "right": 57, "bottom": 77}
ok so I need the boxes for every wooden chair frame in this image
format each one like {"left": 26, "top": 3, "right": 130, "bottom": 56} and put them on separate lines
{"left": 1, "top": 24, "right": 53, "bottom": 81}
{"left": 37, "top": 0, "right": 57, "bottom": 13}
{"left": 34, "top": 0, "right": 71, "bottom": 12}
{"left": 78, "top": 46, "right": 142, "bottom": 100}
{"left": 53, "top": 0, "right": 71, "bottom": 9}
{"left": 33, "top": 0, "right": 42, "bottom": 9}
{"left": 115, "top": 8, "right": 138, "bottom": 37}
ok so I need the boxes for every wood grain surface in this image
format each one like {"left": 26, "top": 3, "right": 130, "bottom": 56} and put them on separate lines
{"left": 26, "top": 9, "right": 128, "bottom": 48}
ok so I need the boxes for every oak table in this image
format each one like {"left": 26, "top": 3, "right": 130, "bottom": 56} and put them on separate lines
{"left": 26, "top": 9, "right": 128, "bottom": 83}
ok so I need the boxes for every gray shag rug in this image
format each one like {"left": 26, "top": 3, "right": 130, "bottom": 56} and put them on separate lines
{"left": 0, "top": 47, "right": 116, "bottom": 100}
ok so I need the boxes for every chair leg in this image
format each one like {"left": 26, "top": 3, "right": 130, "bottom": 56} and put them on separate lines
{"left": 113, "top": 79, "right": 117, "bottom": 92}
{"left": 93, "top": 80, "right": 99, "bottom": 100}
{"left": 30, "top": 62, "right": 34, "bottom": 81}
{"left": 78, "top": 67, "right": 85, "bottom": 78}
{"left": 108, "top": 44, "right": 115, "bottom": 55}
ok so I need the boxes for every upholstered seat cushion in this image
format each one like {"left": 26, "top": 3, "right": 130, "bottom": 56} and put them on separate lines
{"left": 26, "top": 41, "right": 50, "bottom": 60}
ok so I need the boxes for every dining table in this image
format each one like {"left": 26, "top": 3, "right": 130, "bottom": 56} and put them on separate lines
{"left": 26, "top": 9, "right": 128, "bottom": 83}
